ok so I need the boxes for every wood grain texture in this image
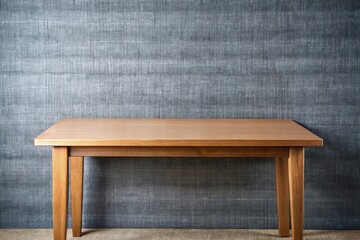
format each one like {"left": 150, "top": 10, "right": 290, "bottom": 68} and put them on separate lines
{"left": 275, "top": 157, "right": 290, "bottom": 237}
{"left": 288, "top": 147, "right": 305, "bottom": 240}
{"left": 52, "top": 147, "right": 69, "bottom": 240}
{"left": 69, "top": 146, "right": 290, "bottom": 158}
{"left": 34, "top": 119, "right": 323, "bottom": 147}
{"left": 70, "top": 157, "right": 84, "bottom": 237}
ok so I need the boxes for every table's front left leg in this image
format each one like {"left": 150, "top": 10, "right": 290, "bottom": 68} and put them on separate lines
{"left": 52, "top": 147, "right": 69, "bottom": 240}
{"left": 70, "top": 156, "right": 84, "bottom": 237}
{"left": 289, "top": 147, "right": 305, "bottom": 240}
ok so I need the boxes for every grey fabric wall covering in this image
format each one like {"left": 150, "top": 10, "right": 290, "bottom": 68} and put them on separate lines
{"left": 0, "top": 0, "right": 359, "bottom": 229}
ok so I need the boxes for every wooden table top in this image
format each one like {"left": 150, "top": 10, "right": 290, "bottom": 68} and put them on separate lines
{"left": 34, "top": 118, "right": 323, "bottom": 147}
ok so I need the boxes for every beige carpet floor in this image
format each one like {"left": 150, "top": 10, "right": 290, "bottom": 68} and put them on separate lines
{"left": 0, "top": 229, "right": 359, "bottom": 240}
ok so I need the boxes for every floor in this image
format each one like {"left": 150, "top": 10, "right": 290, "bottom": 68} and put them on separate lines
{"left": 0, "top": 229, "right": 359, "bottom": 240}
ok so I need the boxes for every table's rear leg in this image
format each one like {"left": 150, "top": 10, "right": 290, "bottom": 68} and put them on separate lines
{"left": 70, "top": 156, "right": 84, "bottom": 237}
{"left": 52, "top": 147, "right": 69, "bottom": 240}
{"left": 289, "top": 147, "right": 305, "bottom": 240}
{"left": 275, "top": 157, "right": 290, "bottom": 237}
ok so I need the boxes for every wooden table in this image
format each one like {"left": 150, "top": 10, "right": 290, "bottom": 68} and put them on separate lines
{"left": 34, "top": 118, "right": 323, "bottom": 240}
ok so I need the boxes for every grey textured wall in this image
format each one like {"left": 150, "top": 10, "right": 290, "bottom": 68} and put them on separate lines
{"left": 0, "top": 0, "right": 359, "bottom": 229}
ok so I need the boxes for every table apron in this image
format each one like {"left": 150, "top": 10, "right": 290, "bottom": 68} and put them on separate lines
{"left": 69, "top": 146, "right": 290, "bottom": 158}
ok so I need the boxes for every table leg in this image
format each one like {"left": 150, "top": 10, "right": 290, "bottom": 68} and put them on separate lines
{"left": 275, "top": 157, "right": 290, "bottom": 237}
{"left": 52, "top": 147, "right": 69, "bottom": 240}
{"left": 70, "top": 157, "right": 84, "bottom": 237}
{"left": 288, "top": 147, "right": 304, "bottom": 240}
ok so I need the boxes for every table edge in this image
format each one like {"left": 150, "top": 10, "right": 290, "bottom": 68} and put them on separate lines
{"left": 34, "top": 138, "right": 323, "bottom": 147}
